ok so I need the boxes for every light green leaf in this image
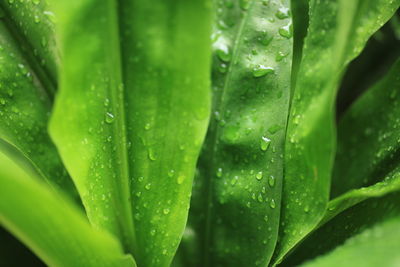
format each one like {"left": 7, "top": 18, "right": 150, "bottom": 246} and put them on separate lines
{"left": 274, "top": 0, "right": 400, "bottom": 264}
{"left": 300, "top": 216, "right": 400, "bottom": 267}
{"left": 180, "top": 0, "right": 293, "bottom": 265}
{"left": 49, "top": 0, "right": 211, "bottom": 266}
{"left": 0, "top": 150, "right": 135, "bottom": 267}
{"left": 0, "top": 5, "right": 75, "bottom": 197}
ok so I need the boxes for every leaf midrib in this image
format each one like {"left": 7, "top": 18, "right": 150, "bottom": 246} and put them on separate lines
{"left": 202, "top": 0, "right": 256, "bottom": 264}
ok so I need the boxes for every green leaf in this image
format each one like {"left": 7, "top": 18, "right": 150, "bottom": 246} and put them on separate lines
{"left": 0, "top": 6, "right": 75, "bottom": 197}
{"left": 179, "top": 0, "right": 293, "bottom": 265}
{"left": 274, "top": 0, "right": 400, "bottom": 264}
{"left": 49, "top": 0, "right": 211, "bottom": 266}
{"left": 0, "top": 0, "right": 58, "bottom": 94}
{"left": 332, "top": 59, "right": 400, "bottom": 197}
{"left": 0, "top": 150, "right": 136, "bottom": 267}
{"left": 283, "top": 191, "right": 400, "bottom": 266}
{"left": 300, "top": 216, "right": 400, "bottom": 267}
{"left": 280, "top": 58, "right": 400, "bottom": 265}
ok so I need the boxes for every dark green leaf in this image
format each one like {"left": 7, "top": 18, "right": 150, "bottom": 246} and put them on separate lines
{"left": 332, "top": 59, "right": 400, "bottom": 197}
{"left": 300, "top": 216, "right": 400, "bottom": 267}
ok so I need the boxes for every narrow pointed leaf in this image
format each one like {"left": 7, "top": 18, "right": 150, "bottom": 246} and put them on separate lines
{"left": 181, "top": 0, "right": 293, "bottom": 265}
{"left": 49, "top": 0, "right": 211, "bottom": 265}
{"left": 0, "top": 0, "right": 58, "bottom": 93}
{"left": 300, "top": 217, "right": 400, "bottom": 267}
{"left": 283, "top": 191, "right": 400, "bottom": 266}
{"left": 0, "top": 151, "right": 136, "bottom": 267}
{"left": 332, "top": 59, "right": 400, "bottom": 197}
{"left": 0, "top": 10, "right": 75, "bottom": 197}
{"left": 274, "top": 0, "right": 400, "bottom": 263}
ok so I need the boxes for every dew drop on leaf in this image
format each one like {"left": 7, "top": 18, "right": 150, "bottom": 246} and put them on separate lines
{"left": 260, "top": 136, "right": 271, "bottom": 151}
{"left": 256, "top": 171, "right": 263, "bottom": 180}
{"left": 216, "top": 167, "right": 223, "bottom": 177}
{"left": 279, "top": 23, "right": 293, "bottom": 39}
{"left": 268, "top": 175, "right": 275, "bottom": 187}
{"left": 270, "top": 199, "right": 276, "bottom": 209}
{"left": 252, "top": 65, "right": 274, "bottom": 77}
{"left": 275, "top": 7, "right": 290, "bottom": 19}
{"left": 105, "top": 112, "right": 115, "bottom": 123}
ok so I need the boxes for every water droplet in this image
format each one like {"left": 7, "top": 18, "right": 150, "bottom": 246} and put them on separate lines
{"left": 252, "top": 65, "right": 274, "bottom": 77}
{"left": 177, "top": 175, "right": 185, "bottom": 184}
{"left": 144, "top": 123, "right": 151, "bottom": 130}
{"left": 105, "top": 112, "right": 115, "bottom": 123}
{"left": 256, "top": 171, "right": 263, "bottom": 180}
{"left": 279, "top": 23, "right": 293, "bottom": 39}
{"left": 34, "top": 15, "right": 40, "bottom": 23}
{"left": 8, "top": 0, "right": 15, "bottom": 4}
{"left": 168, "top": 169, "right": 175, "bottom": 177}
{"left": 276, "top": 7, "right": 290, "bottom": 19}
{"left": 270, "top": 199, "right": 276, "bottom": 209}
{"left": 304, "top": 206, "right": 310, "bottom": 213}
{"left": 257, "top": 194, "right": 263, "bottom": 202}
{"left": 268, "top": 175, "right": 275, "bottom": 187}
{"left": 32, "top": 0, "right": 40, "bottom": 4}
{"left": 260, "top": 136, "right": 271, "bottom": 151}
{"left": 148, "top": 148, "right": 156, "bottom": 161}
{"left": 218, "top": 63, "right": 228, "bottom": 73}
{"left": 145, "top": 183, "right": 151, "bottom": 190}
{"left": 216, "top": 168, "right": 223, "bottom": 177}
{"left": 276, "top": 51, "right": 288, "bottom": 62}
{"left": 163, "top": 208, "right": 170, "bottom": 215}
{"left": 216, "top": 45, "right": 231, "bottom": 62}
{"left": 264, "top": 215, "right": 269, "bottom": 222}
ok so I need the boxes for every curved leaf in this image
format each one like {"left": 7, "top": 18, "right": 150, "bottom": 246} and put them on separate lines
{"left": 300, "top": 216, "right": 400, "bottom": 267}
{"left": 332, "top": 58, "right": 400, "bottom": 197}
{"left": 49, "top": 0, "right": 211, "bottom": 265}
{"left": 274, "top": 0, "right": 400, "bottom": 263}
{"left": 0, "top": 11, "right": 75, "bottom": 197}
{"left": 180, "top": 0, "right": 293, "bottom": 265}
{"left": 283, "top": 191, "right": 400, "bottom": 266}
{"left": 0, "top": 150, "right": 135, "bottom": 267}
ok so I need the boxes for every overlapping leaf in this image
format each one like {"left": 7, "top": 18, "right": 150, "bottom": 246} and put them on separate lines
{"left": 274, "top": 0, "right": 400, "bottom": 264}
{"left": 179, "top": 0, "right": 293, "bottom": 266}
{"left": 0, "top": 2, "right": 75, "bottom": 197}
{"left": 49, "top": 0, "right": 211, "bottom": 266}
{"left": 0, "top": 150, "right": 136, "bottom": 267}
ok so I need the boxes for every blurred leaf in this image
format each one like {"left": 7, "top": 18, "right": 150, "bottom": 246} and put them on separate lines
{"left": 300, "top": 216, "right": 400, "bottom": 267}
{"left": 0, "top": 150, "right": 136, "bottom": 267}
{"left": 332, "top": 59, "right": 400, "bottom": 197}
{"left": 49, "top": 0, "right": 211, "bottom": 265}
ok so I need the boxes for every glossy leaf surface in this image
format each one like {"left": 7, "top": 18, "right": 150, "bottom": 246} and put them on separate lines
{"left": 274, "top": 0, "right": 400, "bottom": 263}
{"left": 0, "top": 150, "right": 136, "bottom": 267}
{"left": 0, "top": 4, "right": 75, "bottom": 196}
{"left": 300, "top": 216, "right": 400, "bottom": 267}
{"left": 180, "top": 0, "right": 293, "bottom": 266}
{"left": 49, "top": 0, "right": 211, "bottom": 266}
